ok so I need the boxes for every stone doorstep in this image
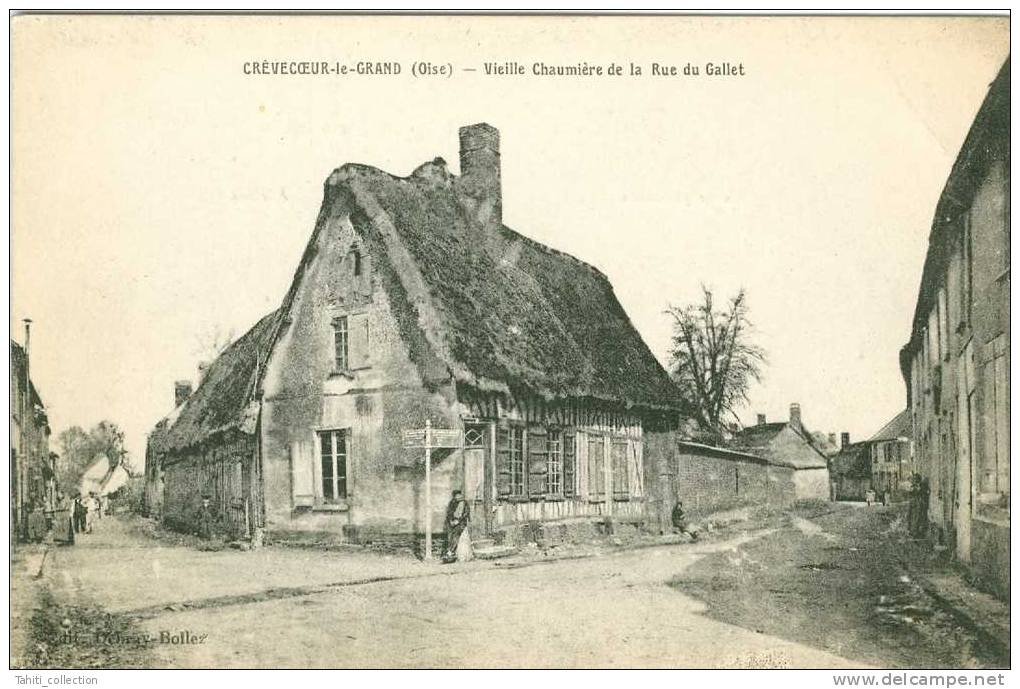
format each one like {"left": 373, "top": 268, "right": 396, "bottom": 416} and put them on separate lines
{"left": 916, "top": 572, "right": 1010, "bottom": 659}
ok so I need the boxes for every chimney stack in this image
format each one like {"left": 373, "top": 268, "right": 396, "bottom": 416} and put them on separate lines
{"left": 789, "top": 403, "right": 802, "bottom": 431}
{"left": 829, "top": 432, "right": 837, "bottom": 448}
{"left": 841, "top": 432, "right": 850, "bottom": 449}
{"left": 756, "top": 413, "right": 766, "bottom": 426}
{"left": 23, "top": 318, "right": 31, "bottom": 359}
{"left": 174, "top": 380, "right": 193, "bottom": 408}
{"left": 458, "top": 123, "right": 501, "bottom": 228}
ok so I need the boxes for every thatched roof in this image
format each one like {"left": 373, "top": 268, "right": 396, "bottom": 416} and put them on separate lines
{"left": 156, "top": 138, "right": 682, "bottom": 454}
{"left": 338, "top": 160, "right": 681, "bottom": 411}
{"left": 158, "top": 310, "right": 281, "bottom": 453}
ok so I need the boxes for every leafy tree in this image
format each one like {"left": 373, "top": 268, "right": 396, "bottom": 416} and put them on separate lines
{"left": 56, "top": 421, "right": 133, "bottom": 494}
{"left": 667, "top": 286, "right": 767, "bottom": 440}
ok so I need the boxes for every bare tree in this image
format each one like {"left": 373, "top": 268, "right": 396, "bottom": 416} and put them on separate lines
{"left": 191, "top": 323, "right": 235, "bottom": 376}
{"left": 667, "top": 286, "right": 767, "bottom": 440}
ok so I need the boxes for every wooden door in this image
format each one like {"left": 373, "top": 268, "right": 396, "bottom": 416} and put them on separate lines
{"left": 463, "top": 424, "right": 488, "bottom": 538}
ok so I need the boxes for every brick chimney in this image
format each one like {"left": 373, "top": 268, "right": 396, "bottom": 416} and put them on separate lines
{"left": 841, "top": 432, "right": 850, "bottom": 449}
{"left": 457, "top": 123, "right": 501, "bottom": 228}
{"left": 789, "top": 403, "right": 802, "bottom": 432}
{"left": 756, "top": 413, "right": 766, "bottom": 426}
{"left": 174, "top": 380, "right": 193, "bottom": 408}
{"left": 828, "top": 432, "right": 837, "bottom": 448}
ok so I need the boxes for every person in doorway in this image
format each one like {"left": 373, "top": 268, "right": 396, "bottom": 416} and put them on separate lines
{"left": 442, "top": 490, "right": 470, "bottom": 563}
{"left": 671, "top": 500, "right": 699, "bottom": 541}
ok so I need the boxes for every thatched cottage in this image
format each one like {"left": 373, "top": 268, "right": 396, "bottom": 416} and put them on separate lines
{"left": 146, "top": 124, "right": 683, "bottom": 550}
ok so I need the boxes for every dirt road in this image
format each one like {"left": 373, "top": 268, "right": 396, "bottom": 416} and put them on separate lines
{"left": 15, "top": 504, "right": 1005, "bottom": 668}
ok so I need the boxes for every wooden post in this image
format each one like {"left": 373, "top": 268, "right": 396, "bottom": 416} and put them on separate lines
{"left": 424, "top": 419, "right": 432, "bottom": 561}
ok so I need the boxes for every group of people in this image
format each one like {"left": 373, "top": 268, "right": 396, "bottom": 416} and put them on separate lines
{"left": 73, "top": 492, "right": 104, "bottom": 534}
{"left": 41, "top": 490, "right": 104, "bottom": 545}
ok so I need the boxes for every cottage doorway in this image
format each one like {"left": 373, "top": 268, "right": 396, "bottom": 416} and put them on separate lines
{"left": 463, "top": 424, "right": 488, "bottom": 539}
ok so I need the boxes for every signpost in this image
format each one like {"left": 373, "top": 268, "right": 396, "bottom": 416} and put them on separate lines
{"left": 402, "top": 419, "right": 462, "bottom": 560}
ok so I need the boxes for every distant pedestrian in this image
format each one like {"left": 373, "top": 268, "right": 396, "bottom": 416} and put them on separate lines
{"left": 85, "top": 492, "right": 100, "bottom": 533}
{"left": 907, "top": 473, "right": 928, "bottom": 537}
{"left": 671, "top": 500, "right": 699, "bottom": 541}
{"left": 865, "top": 489, "right": 876, "bottom": 507}
{"left": 915, "top": 477, "right": 930, "bottom": 537}
{"left": 197, "top": 496, "right": 216, "bottom": 540}
{"left": 882, "top": 490, "right": 891, "bottom": 507}
{"left": 72, "top": 494, "right": 87, "bottom": 534}
{"left": 442, "top": 490, "right": 470, "bottom": 563}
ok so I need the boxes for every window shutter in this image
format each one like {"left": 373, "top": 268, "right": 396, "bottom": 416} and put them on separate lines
{"left": 348, "top": 313, "right": 371, "bottom": 369}
{"left": 528, "top": 426, "right": 548, "bottom": 500}
{"left": 563, "top": 430, "right": 576, "bottom": 497}
{"left": 291, "top": 440, "right": 314, "bottom": 508}
{"left": 576, "top": 431, "right": 588, "bottom": 499}
{"left": 629, "top": 439, "right": 644, "bottom": 498}
{"left": 496, "top": 427, "right": 512, "bottom": 498}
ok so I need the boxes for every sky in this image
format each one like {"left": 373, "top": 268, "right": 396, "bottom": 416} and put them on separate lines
{"left": 11, "top": 15, "right": 1010, "bottom": 466}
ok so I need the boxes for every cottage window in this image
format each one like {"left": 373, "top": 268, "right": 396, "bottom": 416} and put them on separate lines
{"left": 318, "top": 429, "right": 349, "bottom": 502}
{"left": 496, "top": 426, "right": 526, "bottom": 499}
{"left": 588, "top": 436, "right": 606, "bottom": 501}
{"left": 352, "top": 249, "right": 362, "bottom": 277}
{"left": 333, "top": 316, "right": 349, "bottom": 372}
{"left": 545, "top": 430, "right": 563, "bottom": 496}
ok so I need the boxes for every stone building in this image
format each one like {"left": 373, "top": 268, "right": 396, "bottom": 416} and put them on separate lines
{"left": 146, "top": 123, "right": 684, "bottom": 551}
{"left": 729, "top": 404, "right": 831, "bottom": 502}
{"left": 899, "top": 59, "right": 1009, "bottom": 598}
{"left": 11, "top": 334, "right": 55, "bottom": 543}
{"left": 829, "top": 410, "right": 913, "bottom": 502}
{"left": 644, "top": 438, "right": 799, "bottom": 533}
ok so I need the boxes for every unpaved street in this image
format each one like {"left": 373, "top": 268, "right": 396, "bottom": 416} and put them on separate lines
{"left": 14, "top": 504, "right": 1004, "bottom": 669}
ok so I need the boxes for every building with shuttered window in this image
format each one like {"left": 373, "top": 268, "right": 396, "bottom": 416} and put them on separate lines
{"left": 899, "top": 59, "right": 1009, "bottom": 599}
{"left": 145, "top": 124, "right": 684, "bottom": 550}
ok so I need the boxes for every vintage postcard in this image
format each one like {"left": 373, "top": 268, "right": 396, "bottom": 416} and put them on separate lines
{"left": 8, "top": 13, "right": 1010, "bottom": 674}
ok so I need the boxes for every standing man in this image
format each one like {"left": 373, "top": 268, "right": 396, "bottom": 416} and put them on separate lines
{"left": 442, "top": 489, "right": 470, "bottom": 563}
{"left": 197, "top": 495, "right": 216, "bottom": 540}
{"left": 72, "top": 494, "right": 86, "bottom": 534}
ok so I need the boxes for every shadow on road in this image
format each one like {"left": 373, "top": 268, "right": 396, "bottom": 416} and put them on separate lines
{"left": 667, "top": 504, "right": 1007, "bottom": 669}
